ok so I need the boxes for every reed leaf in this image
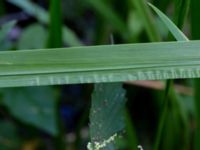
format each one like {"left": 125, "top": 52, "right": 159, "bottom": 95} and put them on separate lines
{"left": 0, "top": 41, "right": 200, "bottom": 87}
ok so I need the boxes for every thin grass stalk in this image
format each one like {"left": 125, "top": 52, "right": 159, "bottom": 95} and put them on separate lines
{"left": 191, "top": 0, "right": 200, "bottom": 149}
{"left": 47, "top": 0, "right": 62, "bottom": 48}
{"left": 153, "top": 80, "right": 173, "bottom": 150}
{"left": 124, "top": 109, "right": 138, "bottom": 150}
{"left": 47, "top": 0, "right": 65, "bottom": 149}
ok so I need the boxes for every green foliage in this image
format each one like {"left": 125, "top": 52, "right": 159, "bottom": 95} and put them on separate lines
{"left": 1, "top": 41, "right": 200, "bottom": 87}
{"left": 130, "top": 0, "right": 161, "bottom": 41}
{"left": 191, "top": 0, "right": 200, "bottom": 149}
{"left": 149, "top": 3, "right": 191, "bottom": 150}
{"left": 0, "top": 0, "right": 199, "bottom": 150}
{"left": 17, "top": 24, "right": 48, "bottom": 49}
{"left": 174, "top": 0, "right": 190, "bottom": 29}
{"left": 8, "top": 0, "right": 82, "bottom": 46}
{"left": 47, "top": 0, "right": 62, "bottom": 48}
{"left": 86, "top": 0, "right": 127, "bottom": 35}
{"left": 1, "top": 87, "right": 58, "bottom": 135}
{"left": 149, "top": 3, "right": 188, "bottom": 41}
{"left": 89, "top": 83, "right": 126, "bottom": 149}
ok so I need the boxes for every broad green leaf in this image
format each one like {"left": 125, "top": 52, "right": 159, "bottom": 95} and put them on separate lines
{"left": 0, "top": 121, "right": 22, "bottom": 150}
{"left": 1, "top": 87, "right": 58, "bottom": 135}
{"left": 0, "top": 41, "right": 200, "bottom": 87}
{"left": 8, "top": 0, "right": 82, "bottom": 46}
{"left": 17, "top": 24, "right": 47, "bottom": 50}
{"left": 88, "top": 83, "right": 126, "bottom": 150}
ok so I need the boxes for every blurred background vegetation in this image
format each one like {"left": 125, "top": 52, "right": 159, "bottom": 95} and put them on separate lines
{"left": 0, "top": 0, "right": 199, "bottom": 149}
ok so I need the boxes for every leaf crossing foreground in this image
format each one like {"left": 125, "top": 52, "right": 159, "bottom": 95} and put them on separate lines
{"left": 0, "top": 41, "right": 199, "bottom": 87}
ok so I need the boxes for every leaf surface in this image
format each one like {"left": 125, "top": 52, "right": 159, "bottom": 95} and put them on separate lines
{"left": 89, "top": 83, "right": 126, "bottom": 149}
{"left": 1, "top": 87, "right": 58, "bottom": 135}
{"left": 0, "top": 41, "right": 200, "bottom": 87}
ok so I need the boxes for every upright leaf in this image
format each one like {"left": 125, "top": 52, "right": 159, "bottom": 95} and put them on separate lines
{"left": 148, "top": 3, "right": 188, "bottom": 41}
{"left": 88, "top": 83, "right": 126, "bottom": 150}
{"left": 47, "top": 0, "right": 65, "bottom": 149}
{"left": 47, "top": 0, "right": 62, "bottom": 48}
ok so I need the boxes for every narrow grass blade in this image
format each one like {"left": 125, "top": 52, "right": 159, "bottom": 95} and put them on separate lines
{"left": 8, "top": 0, "right": 82, "bottom": 46}
{"left": 0, "top": 41, "right": 200, "bottom": 87}
{"left": 47, "top": 0, "right": 65, "bottom": 149}
{"left": 88, "top": 83, "right": 126, "bottom": 150}
{"left": 124, "top": 109, "right": 138, "bottom": 150}
{"left": 47, "top": 0, "right": 62, "bottom": 48}
{"left": 130, "top": 0, "right": 161, "bottom": 42}
{"left": 191, "top": 0, "right": 200, "bottom": 149}
{"left": 148, "top": 3, "right": 188, "bottom": 41}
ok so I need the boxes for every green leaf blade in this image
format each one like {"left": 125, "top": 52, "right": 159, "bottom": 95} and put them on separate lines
{"left": 148, "top": 3, "right": 189, "bottom": 41}
{"left": 0, "top": 41, "right": 200, "bottom": 87}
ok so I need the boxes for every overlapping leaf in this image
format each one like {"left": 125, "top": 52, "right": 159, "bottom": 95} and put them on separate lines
{"left": 0, "top": 41, "right": 200, "bottom": 87}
